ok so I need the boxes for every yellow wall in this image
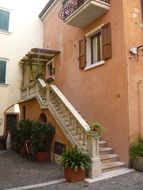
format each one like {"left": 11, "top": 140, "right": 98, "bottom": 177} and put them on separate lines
{"left": 19, "top": 99, "right": 72, "bottom": 162}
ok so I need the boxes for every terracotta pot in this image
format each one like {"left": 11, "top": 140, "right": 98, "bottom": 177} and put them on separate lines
{"left": 64, "top": 167, "right": 85, "bottom": 183}
{"left": 133, "top": 156, "right": 143, "bottom": 171}
{"left": 35, "top": 151, "right": 50, "bottom": 162}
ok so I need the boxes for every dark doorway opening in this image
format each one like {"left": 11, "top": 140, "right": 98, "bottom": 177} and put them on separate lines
{"left": 6, "top": 114, "right": 18, "bottom": 131}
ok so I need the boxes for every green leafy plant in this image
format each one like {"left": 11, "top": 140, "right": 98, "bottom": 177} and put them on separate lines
{"left": 130, "top": 137, "right": 143, "bottom": 159}
{"left": 89, "top": 121, "right": 104, "bottom": 136}
{"left": 61, "top": 146, "right": 90, "bottom": 172}
{"left": 11, "top": 127, "right": 23, "bottom": 151}
{"left": 31, "top": 121, "right": 55, "bottom": 152}
{"left": 18, "top": 120, "right": 33, "bottom": 144}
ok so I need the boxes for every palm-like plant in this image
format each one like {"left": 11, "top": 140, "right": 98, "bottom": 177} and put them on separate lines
{"left": 61, "top": 146, "right": 90, "bottom": 171}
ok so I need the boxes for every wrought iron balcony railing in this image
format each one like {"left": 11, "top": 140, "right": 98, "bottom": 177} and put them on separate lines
{"left": 59, "top": 0, "right": 110, "bottom": 22}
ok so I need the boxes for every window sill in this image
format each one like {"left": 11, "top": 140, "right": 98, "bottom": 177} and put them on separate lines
{"left": 0, "top": 83, "right": 9, "bottom": 87}
{"left": 84, "top": 60, "right": 105, "bottom": 71}
{"left": 0, "top": 29, "right": 11, "bottom": 35}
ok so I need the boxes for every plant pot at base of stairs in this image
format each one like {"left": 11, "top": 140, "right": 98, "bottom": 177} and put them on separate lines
{"left": 35, "top": 151, "right": 50, "bottom": 162}
{"left": 133, "top": 156, "right": 143, "bottom": 171}
{"left": 64, "top": 167, "right": 85, "bottom": 183}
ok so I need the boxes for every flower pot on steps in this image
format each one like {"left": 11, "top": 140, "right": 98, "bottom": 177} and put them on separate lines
{"left": 64, "top": 167, "right": 86, "bottom": 183}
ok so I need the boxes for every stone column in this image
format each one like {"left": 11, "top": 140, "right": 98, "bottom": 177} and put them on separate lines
{"left": 87, "top": 132, "right": 102, "bottom": 178}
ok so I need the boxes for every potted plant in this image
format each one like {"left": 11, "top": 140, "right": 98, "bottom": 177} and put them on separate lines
{"left": 89, "top": 121, "right": 104, "bottom": 136}
{"left": 60, "top": 146, "right": 90, "bottom": 182}
{"left": 31, "top": 121, "right": 55, "bottom": 162}
{"left": 130, "top": 137, "right": 143, "bottom": 171}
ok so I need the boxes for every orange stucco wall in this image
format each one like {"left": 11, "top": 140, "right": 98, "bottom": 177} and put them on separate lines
{"left": 122, "top": 0, "right": 143, "bottom": 142}
{"left": 43, "top": 0, "right": 130, "bottom": 164}
{"left": 19, "top": 99, "right": 72, "bottom": 161}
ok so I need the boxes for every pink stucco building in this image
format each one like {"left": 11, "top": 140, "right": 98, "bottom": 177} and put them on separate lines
{"left": 19, "top": 0, "right": 143, "bottom": 177}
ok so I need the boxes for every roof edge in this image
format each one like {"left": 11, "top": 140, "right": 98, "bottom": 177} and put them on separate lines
{"left": 39, "top": 0, "right": 60, "bottom": 21}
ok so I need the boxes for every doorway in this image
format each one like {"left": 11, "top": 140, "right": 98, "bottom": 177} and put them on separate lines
{"left": 5, "top": 114, "right": 18, "bottom": 131}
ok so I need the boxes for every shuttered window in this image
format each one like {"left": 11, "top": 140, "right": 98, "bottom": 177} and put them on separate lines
{"left": 0, "top": 60, "right": 6, "bottom": 83}
{"left": 79, "top": 23, "right": 112, "bottom": 69}
{"left": 0, "top": 9, "right": 10, "bottom": 31}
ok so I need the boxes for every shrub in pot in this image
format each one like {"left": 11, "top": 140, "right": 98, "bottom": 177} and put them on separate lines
{"left": 130, "top": 137, "right": 143, "bottom": 171}
{"left": 31, "top": 121, "right": 55, "bottom": 162}
{"left": 60, "top": 146, "right": 90, "bottom": 182}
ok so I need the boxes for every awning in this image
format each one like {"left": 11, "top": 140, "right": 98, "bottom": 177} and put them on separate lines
{"left": 19, "top": 48, "right": 60, "bottom": 65}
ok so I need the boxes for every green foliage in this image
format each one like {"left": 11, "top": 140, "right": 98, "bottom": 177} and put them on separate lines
{"left": 130, "top": 137, "right": 143, "bottom": 159}
{"left": 11, "top": 127, "right": 23, "bottom": 150}
{"left": 11, "top": 119, "right": 55, "bottom": 154}
{"left": 31, "top": 121, "right": 55, "bottom": 152}
{"left": 61, "top": 146, "right": 90, "bottom": 172}
{"left": 89, "top": 121, "right": 104, "bottom": 136}
{"left": 18, "top": 120, "right": 32, "bottom": 141}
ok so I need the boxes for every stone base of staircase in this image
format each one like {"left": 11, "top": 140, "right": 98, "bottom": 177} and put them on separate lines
{"left": 85, "top": 168, "right": 134, "bottom": 183}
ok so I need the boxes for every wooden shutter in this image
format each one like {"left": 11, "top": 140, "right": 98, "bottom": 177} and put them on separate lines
{"left": 79, "top": 37, "right": 86, "bottom": 69}
{"left": 0, "top": 60, "right": 6, "bottom": 83}
{"left": 102, "top": 23, "right": 112, "bottom": 60}
{"left": 141, "top": 0, "right": 143, "bottom": 17}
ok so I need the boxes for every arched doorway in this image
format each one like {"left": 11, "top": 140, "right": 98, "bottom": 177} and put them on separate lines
{"left": 39, "top": 113, "right": 47, "bottom": 123}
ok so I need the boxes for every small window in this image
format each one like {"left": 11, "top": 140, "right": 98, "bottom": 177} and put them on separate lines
{"left": 0, "top": 9, "right": 10, "bottom": 31}
{"left": 0, "top": 60, "right": 6, "bottom": 83}
{"left": 91, "top": 32, "right": 102, "bottom": 64}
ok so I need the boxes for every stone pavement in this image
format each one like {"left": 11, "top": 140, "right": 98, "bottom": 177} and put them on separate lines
{"left": 32, "top": 172, "right": 143, "bottom": 190}
{"left": 0, "top": 150, "right": 64, "bottom": 190}
{"left": 0, "top": 150, "right": 143, "bottom": 190}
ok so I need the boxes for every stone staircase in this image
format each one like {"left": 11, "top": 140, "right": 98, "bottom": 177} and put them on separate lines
{"left": 21, "top": 79, "right": 125, "bottom": 177}
{"left": 99, "top": 140, "right": 124, "bottom": 172}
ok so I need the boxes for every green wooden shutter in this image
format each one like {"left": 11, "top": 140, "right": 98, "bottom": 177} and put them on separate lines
{"left": 0, "top": 61, "right": 6, "bottom": 83}
{"left": 0, "top": 9, "right": 10, "bottom": 31}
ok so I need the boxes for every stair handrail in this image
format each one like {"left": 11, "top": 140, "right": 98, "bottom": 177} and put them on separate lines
{"left": 49, "top": 84, "right": 90, "bottom": 132}
{"left": 37, "top": 78, "right": 47, "bottom": 88}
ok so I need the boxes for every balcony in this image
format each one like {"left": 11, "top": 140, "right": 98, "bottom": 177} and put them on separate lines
{"left": 59, "top": 0, "right": 110, "bottom": 28}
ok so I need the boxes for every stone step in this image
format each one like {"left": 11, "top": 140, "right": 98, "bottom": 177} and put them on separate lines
{"left": 100, "top": 154, "right": 119, "bottom": 163}
{"left": 102, "top": 161, "right": 125, "bottom": 172}
{"left": 99, "top": 147, "right": 112, "bottom": 155}
{"left": 99, "top": 141, "right": 107, "bottom": 147}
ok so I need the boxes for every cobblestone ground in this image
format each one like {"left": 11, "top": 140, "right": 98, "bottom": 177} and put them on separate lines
{"left": 0, "top": 150, "right": 64, "bottom": 189}
{"left": 0, "top": 150, "right": 143, "bottom": 190}
{"left": 33, "top": 172, "right": 143, "bottom": 190}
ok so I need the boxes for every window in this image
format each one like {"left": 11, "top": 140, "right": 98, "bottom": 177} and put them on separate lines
{"left": 91, "top": 32, "right": 102, "bottom": 64}
{"left": 0, "top": 60, "right": 6, "bottom": 83}
{"left": 0, "top": 9, "right": 10, "bottom": 31}
{"left": 79, "top": 23, "right": 112, "bottom": 70}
